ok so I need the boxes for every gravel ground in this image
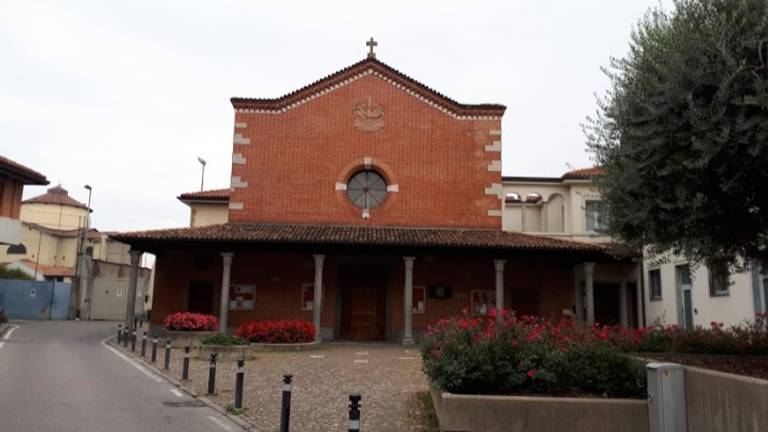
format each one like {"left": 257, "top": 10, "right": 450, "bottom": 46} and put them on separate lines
{"left": 157, "top": 343, "right": 429, "bottom": 432}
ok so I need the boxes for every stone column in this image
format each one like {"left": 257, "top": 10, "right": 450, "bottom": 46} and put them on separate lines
{"left": 573, "top": 265, "right": 584, "bottom": 324}
{"left": 494, "top": 259, "right": 506, "bottom": 322}
{"left": 584, "top": 262, "right": 596, "bottom": 325}
{"left": 619, "top": 280, "right": 629, "bottom": 328}
{"left": 313, "top": 254, "right": 325, "bottom": 342}
{"left": 124, "top": 250, "right": 142, "bottom": 329}
{"left": 635, "top": 262, "right": 644, "bottom": 328}
{"left": 219, "top": 253, "right": 234, "bottom": 333}
{"left": 402, "top": 256, "right": 416, "bottom": 345}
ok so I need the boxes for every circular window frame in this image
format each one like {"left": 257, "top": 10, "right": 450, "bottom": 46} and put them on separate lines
{"left": 346, "top": 169, "right": 388, "bottom": 210}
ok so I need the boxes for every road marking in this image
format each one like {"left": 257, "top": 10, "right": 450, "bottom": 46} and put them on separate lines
{"left": 102, "top": 339, "right": 163, "bottom": 383}
{"left": 353, "top": 359, "right": 368, "bottom": 364}
{"left": 309, "top": 354, "right": 324, "bottom": 359}
{"left": 0, "top": 325, "right": 19, "bottom": 350}
{"left": 207, "top": 415, "right": 234, "bottom": 431}
{"left": 170, "top": 388, "right": 184, "bottom": 398}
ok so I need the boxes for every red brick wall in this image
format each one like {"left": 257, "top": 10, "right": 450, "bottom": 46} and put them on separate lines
{"left": 230, "top": 74, "right": 503, "bottom": 229}
{"left": 151, "top": 250, "right": 575, "bottom": 340}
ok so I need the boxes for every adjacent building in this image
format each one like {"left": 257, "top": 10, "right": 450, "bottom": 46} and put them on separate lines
{"left": 0, "top": 156, "right": 48, "bottom": 246}
{"left": 113, "top": 52, "right": 634, "bottom": 342}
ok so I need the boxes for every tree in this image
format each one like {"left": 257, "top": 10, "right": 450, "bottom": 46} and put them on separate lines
{"left": 585, "top": 0, "right": 768, "bottom": 271}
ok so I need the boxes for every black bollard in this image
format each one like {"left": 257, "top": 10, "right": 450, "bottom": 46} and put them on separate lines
{"left": 348, "top": 394, "right": 361, "bottom": 432}
{"left": 182, "top": 346, "right": 190, "bottom": 380}
{"left": 151, "top": 336, "right": 158, "bottom": 363}
{"left": 164, "top": 340, "right": 171, "bottom": 370}
{"left": 207, "top": 352, "right": 218, "bottom": 395}
{"left": 131, "top": 330, "right": 136, "bottom": 352}
{"left": 123, "top": 327, "right": 129, "bottom": 348}
{"left": 280, "top": 374, "right": 293, "bottom": 432}
{"left": 117, "top": 324, "right": 123, "bottom": 343}
{"left": 141, "top": 331, "right": 147, "bottom": 357}
{"left": 234, "top": 359, "right": 244, "bottom": 409}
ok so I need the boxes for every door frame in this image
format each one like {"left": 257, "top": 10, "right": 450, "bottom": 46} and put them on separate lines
{"left": 675, "top": 265, "right": 693, "bottom": 329}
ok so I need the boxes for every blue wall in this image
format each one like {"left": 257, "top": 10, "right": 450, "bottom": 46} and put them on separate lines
{"left": 0, "top": 280, "right": 71, "bottom": 320}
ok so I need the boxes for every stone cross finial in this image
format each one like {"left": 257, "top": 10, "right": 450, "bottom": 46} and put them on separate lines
{"left": 366, "top": 37, "right": 378, "bottom": 59}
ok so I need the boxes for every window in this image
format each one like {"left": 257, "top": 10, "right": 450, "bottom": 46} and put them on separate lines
{"left": 649, "top": 269, "right": 662, "bottom": 301}
{"left": 708, "top": 262, "right": 730, "bottom": 297}
{"left": 346, "top": 170, "right": 387, "bottom": 209}
{"left": 585, "top": 200, "right": 607, "bottom": 232}
{"left": 471, "top": 290, "right": 496, "bottom": 316}
{"left": 301, "top": 283, "right": 314, "bottom": 311}
{"left": 413, "top": 286, "right": 426, "bottom": 314}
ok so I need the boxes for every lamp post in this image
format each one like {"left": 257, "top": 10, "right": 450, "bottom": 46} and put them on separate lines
{"left": 197, "top": 157, "right": 206, "bottom": 191}
{"left": 76, "top": 185, "right": 93, "bottom": 320}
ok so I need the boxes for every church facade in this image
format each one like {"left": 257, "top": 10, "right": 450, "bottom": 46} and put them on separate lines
{"left": 114, "top": 53, "right": 629, "bottom": 343}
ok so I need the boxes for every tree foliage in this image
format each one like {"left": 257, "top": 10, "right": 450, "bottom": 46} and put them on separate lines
{"left": 585, "top": 0, "right": 768, "bottom": 270}
{"left": 0, "top": 266, "right": 33, "bottom": 281}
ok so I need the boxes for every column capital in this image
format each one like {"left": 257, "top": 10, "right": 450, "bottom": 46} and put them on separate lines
{"left": 494, "top": 259, "right": 506, "bottom": 271}
{"left": 221, "top": 252, "right": 234, "bottom": 266}
{"left": 403, "top": 256, "right": 415, "bottom": 269}
{"left": 584, "top": 262, "right": 596, "bottom": 275}
{"left": 313, "top": 254, "right": 325, "bottom": 265}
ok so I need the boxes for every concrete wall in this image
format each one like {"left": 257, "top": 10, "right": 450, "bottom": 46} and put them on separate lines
{"left": 684, "top": 365, "right": 768, "bottom": 432}
{"left": 430, "top": 385, "right": 648, "bottom": 432}
{"left": 189, "top": 203, "right": 228, "bottom": 227}
{"left": 0, "top": 216, "right": 21, "bottom": 246}
{"left": 644, "top": 253, "right": 761, "bottom": 327}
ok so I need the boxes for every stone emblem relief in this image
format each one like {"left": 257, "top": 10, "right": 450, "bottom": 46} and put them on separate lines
{"left": 354, "top": 97, "right": 384, "bottom": 132}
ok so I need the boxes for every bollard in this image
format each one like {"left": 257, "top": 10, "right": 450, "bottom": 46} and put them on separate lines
{"left": 348, "top": 394, "right": 361, "bottom": 432}
{"left": 234, "top": 359, "right": 245, "bottom": 409}
{"left": 182, "top": 346, "right": 190, "bottom": 380}
{"left": 280, "top": 374, "right": 293, "bottom": 432}
{"left": 117, "top": 324, "right": 123, "bottom": 343}
{"left": 131, "top": 330, "right": 136, "bottom": 352}
{"left": 207, "top": 352, "right": 218, "bottom": 395}
{"left": 151, "top": 336, "right": 158, "bottom": 363}
{"left": 164, "top": 340, "right": 171, "bottom": 370}
{"left": 141, "top": 331, "right": 147, "bottom": 357}
{"left": 123, "top": 327, "right": 129, "bottom": 348}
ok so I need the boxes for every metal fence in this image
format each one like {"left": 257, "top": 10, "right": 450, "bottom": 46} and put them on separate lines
{"left": 0, "top": 280, "right": 71, "bottom": 320}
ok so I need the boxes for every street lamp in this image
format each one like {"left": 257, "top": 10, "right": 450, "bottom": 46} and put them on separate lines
{"left": 197, "top": 157, "right": 207, "bottom": 191}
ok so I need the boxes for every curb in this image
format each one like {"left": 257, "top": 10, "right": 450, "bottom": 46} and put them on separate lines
{"left": 106, "top": 339, "right": 258, "bottom": 431}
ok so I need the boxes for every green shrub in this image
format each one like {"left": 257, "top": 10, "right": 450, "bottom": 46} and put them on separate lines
{"left": 0, "top": 313, "right": 8, "bottom": 324}
{"left": 0, "top": 267, "right": 33, "bottom": 280}
{"left": 421, "top": 311, "right": 646, "bottom": 398}
{"left": 201, "top": 334, "right": 248, "bottom": 346}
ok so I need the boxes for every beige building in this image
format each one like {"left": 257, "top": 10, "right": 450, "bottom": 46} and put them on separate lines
{"left": 178, "top": 188, "right": 229, "bottom": 227}
{"left": 502, "top": 167, "right": 767, "bottom": 329}
{"left": 502, "top": 168, "right": 641, "bottom": 327}
{"left": 0, "top": 156, "right": 48, "bottom": 246}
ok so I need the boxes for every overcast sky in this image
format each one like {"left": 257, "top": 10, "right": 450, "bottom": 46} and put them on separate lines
{"left": 1, "top": 0, "right": 671, "bottom": 232}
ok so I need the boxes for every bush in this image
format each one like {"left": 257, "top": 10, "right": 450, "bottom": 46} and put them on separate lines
{"left": 421, "top": 310, "right": 646, "bottom": 398}
{"left": 201, "top": 334, "right": 248, "bottom": 346}
{"left": 163, "top": 312, "right": 218, "bottom": 331}
{"left": 234, "top": 319, "right": 315, "bottom": 343}
{"left": 0, "top": 267, "right": 33, "bottom": 280}
{"left": 0, "top": 313, "right": 7, "bottom": 324}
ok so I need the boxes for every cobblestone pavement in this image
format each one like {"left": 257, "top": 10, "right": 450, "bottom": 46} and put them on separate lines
{"left": 162, "top": 343, "right": 429, "bottom": 432}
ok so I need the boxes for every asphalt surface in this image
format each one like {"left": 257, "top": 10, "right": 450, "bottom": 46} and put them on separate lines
{"left": 0, "top": 320, "right": 244, "bottom": 432}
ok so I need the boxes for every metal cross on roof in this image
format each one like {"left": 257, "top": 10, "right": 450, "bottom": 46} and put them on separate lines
{"left": 366, "top": 37, "right": 378, "bottom": 59}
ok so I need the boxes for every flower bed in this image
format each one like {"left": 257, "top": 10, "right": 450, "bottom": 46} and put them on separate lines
{"left": 235, "top": 319, "right": 315, "bottom": 343}
{"left": 421, "top": 310, "right": 646, "bottom": 398}
{"left": 163, "top": 312, "right": 218, "bottom": 331}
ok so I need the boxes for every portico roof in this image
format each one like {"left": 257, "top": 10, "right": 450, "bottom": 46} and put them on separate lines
{"left": 111, "top": 222, "right": 609, "bottom": 254}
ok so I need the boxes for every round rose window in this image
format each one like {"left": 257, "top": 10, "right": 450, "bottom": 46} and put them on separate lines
{"left": 346, "top": 170, "right": 387, "bottom": 209}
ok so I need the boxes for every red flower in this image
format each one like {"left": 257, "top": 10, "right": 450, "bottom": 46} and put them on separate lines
{"left": 527, "top": 368, "right": 538, "bottom": 379}
{"left": 234, "top": 319, "right": 315, "bottom": 343}
{"left": 163, "top": 312, "right": 218, "bottom": 331}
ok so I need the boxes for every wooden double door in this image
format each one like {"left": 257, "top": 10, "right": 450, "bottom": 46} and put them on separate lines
{"left": 340, "top": 266, "right": 387, "bottom": 341}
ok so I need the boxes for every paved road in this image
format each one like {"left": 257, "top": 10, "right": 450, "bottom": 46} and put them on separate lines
{"left": 0, "top": 320, "right": 244, "bottom": 432}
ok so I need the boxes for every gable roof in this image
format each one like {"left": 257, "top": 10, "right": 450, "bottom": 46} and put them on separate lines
{"left": 178, "top": 188, "right": 230, "bottom": 203}
{"left": 561, "top": 167, "right": 604, "bottom": 179}
{"left": 0, "top": 156, "right": 48, "bottom": 185}
{"left": 22, "top": 185, "right": 88, "bottom": 209}
{"left": 231, "top": 58, "right": 506, "bottom": 119}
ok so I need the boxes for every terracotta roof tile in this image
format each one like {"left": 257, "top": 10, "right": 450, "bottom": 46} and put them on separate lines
{"left": 562, "top": 167, "right": 604, "bottom": 179}
{"left": 19, "top": 259, "right": 75, "bottom": 278}
{"left": 231, "top": 58, "right": 506, "bottom": 118}
{"left": 110, "top": 222, "right": 607, "bottom": 253}
{"left": 22, "top": 185, "right": 88, "bottom": 209}
{"left": 178, "top": 188, "right": 230, "bottom": 202}
{"left": 0, "top": 155, "right": 48, "bottom": 185}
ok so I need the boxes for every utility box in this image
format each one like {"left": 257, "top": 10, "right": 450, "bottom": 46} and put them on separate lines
{"left": 647, "top": 362, "right": 687, "bottom": 432}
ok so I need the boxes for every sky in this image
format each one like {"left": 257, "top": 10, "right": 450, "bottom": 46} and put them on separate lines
{"left": 1, "top": 0, "right": 672, "bottom": 232}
